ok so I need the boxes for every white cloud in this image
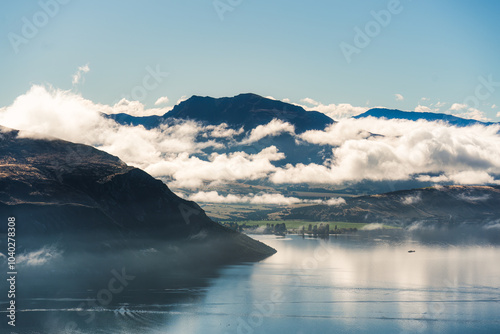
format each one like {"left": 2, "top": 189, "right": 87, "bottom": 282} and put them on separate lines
{"left": 299, "top": 121, "right": 371, "bottom": 146}
{"left": 188, "top": 191, "right": 303, "bottom": 205}
{"left": 361, "top": 223, "right": 386, "bottom": 230}
{"left": 2, "top": 84, "right": 500, "bottom": 192}
{"left": 242, "top": 119, "right": 295, "bottom": 144}
{"left": 177, "top": 95, "right": 188, "bottom": 104}
{"left": 401, "top": 194, "right": 421, "bottom": 205}
{"left": 313, "top": 103, "right": 368, "bottom": 120}
{"left": 146, "top": 146, "right": 284, "bottom": 188}
{"left": 0, "top": 85, "right": 225, "bottom": 176}
{"left": 188, "top": 191, "right": 247, "bottom": 203}
{"left": 395, "top": 94, "right": 404, "bottom": 101}
{"left": 273, "top": 117, "right": 500, "bottom": 185}
{"left": 0, "top": 85, "right": 290, "bottom": 189}
{"left": 418, "top": 171, "right": 500, "bottom": 186}
{"left": 457, "top": 193, "right": 490, "bottom": 202}
{"left": 416, "top": 175, "right": 450, "bottom": 183}
{"left": 188, "top": 191, "right": 345, "bottom": 206}
{"left": 448, "top": 171, "right": 500, "bottom": 185}
{"left": 448, "top": 103, "right": 491, "bottom": 122}
{"left": 0, "top": 85, "right": 107, "bottom": 143}
{"left": 450, "top": 103, "right": 467, "bottom": 111}
{"left": 453, "top": 109, "right": 490, "bottom": 122}
{"left": 110, "top": 97, "right": 172, "bottom": 116}
{"left": 415, "top": 105, "right": 434, "bottom": 113}
{"left": 17, "top": 246, "right": 62, "bottom": 266}
{"left": 483, "top": 222, "right": 500, "bottom": 230}
{"left": 298, "top": 98, "right": 368, "bottom": 119}
{"left": 300, "top": 97, "right": 320, "bottom": 106}
{"left": 154, "top": 96, "right": 170, "bottom": 105}
{"left": 204, "top": 123, "right": 244, "bottom": 138}
{"left": 325, "top": 197, "right": 346, "bottom": 206}
{"left": 72, "top": 64, "right": 90, "bottom": 86}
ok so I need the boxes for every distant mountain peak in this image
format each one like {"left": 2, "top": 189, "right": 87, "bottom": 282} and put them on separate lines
{"left": 165, "top": 93, "right": 334, "bottom": 132}
{"left": 107, "top": 93, "right": 334, "bottom": 132}
{"left": 355, "top": 108, "right": 496, "bottom": 127}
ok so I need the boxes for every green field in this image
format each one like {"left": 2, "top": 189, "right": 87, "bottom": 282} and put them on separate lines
{"left": 225, "top": 220, "right": 397, "bottom": 230}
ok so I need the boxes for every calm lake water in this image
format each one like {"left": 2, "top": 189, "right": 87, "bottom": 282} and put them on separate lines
{"left": 5, "top": 229, "right": 500, "bottom": 333}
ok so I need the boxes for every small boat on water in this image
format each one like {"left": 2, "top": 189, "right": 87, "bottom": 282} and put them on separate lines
{"left": 408, "top": 250, "right": 416, "bottom": 253}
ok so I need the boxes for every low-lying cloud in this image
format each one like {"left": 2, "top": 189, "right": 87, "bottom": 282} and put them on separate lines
{"left": 242, "top": 119, "right": 295, "bottom": 144}
{"left": 272, "top": 117, "right": 500, "bottom": 185}
{"left": 325, "top": 197, "right": 347, "bottom": 206}
{"left": 401, "top": 194, "right": 421, "bottom": 205}
{"left": 298, "top": 97, "right": 368, "bottom": 120}
{"left": 361, "top": 223, "right": 386, "bottom": 230}
{"left": 146, "top": 146, "right": 283, "bottom": 188}
{"left": 1, "top": 85, "right": 500, "bottom": 193}
{"left": 188, "top": 191, "right": 345, "bottom": 206}
{"left": 17, "top": 246, "right": 62, "bottom": 266}
{"left": 188, "top": 191, "right": 303, "bottom": 205}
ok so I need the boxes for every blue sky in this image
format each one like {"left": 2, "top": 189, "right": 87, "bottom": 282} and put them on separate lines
{"left": 1, "top": 0, "right": 500, "bottom": 119}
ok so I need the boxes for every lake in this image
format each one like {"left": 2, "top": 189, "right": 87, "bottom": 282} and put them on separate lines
{"left": 5, "top": 228, "right": 500, "bottom": 333}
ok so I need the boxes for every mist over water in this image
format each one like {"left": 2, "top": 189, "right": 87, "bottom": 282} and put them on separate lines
{"left": 2, "top": 228, "right": 500, "bottom": 333}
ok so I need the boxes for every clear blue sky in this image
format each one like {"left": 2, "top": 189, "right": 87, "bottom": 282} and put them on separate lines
{"left": 1, "top": 0, "right": 500, "bottom": 118}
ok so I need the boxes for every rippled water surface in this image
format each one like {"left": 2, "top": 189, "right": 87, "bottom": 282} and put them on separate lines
{"left": 5, "top": 230, "right": 500, "bottom": 333}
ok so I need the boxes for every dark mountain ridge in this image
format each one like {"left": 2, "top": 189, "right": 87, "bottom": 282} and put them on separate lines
{"left": 107, "top": 93, "right": 334, "bottom": 133}
{"left": 355, "top": 108, "right": 497, "bottom": 127}
{"left": 0, "top": 126, "right": 275, "bottom": 260}
{"left": 282, "top": 185, "right": 500, "bottom": 225}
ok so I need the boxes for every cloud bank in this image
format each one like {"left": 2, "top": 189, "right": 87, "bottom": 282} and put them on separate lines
{"left": 188, "top": 191, "right": 345, "bottom": 206}
{"left": 298, "top": 97, "right": 368, "bottom": 120}
{"left": 1, "top": 85, "right": 500, "bottom": 197}
{"left": 271, "top": 117, "right": 500, "bottom": 185}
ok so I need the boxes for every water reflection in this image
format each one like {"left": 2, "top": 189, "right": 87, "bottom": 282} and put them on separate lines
{"left": 167, "top": 230, "right": 500, "bottom": 334}
{"left": 2, "top": 229, "right": 500, "bottom": 333}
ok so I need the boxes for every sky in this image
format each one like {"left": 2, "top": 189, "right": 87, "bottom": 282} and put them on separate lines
{"left": 1, "top": 0, "right": 500, "bottom": 120}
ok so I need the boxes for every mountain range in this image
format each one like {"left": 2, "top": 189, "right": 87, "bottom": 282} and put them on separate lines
{"left": 3, "top": 94, "right": 499, "bottom": 231}
{"left": 0, "top": 126, "right": 277, "bottom": 297}
{"left": 279, "top": 185, "right": 500, "bottom": 225}
{"left": 103, "top": 94, "right": 500, "bottom": 203}
{"left": 1, "top": 93, "right": 498, "bottom": 329}
{"left": 109, "top": 94, "right": 498, "bottom": 131}
{"left": 108, "top": 93, "right": 334, "bottom": 132}
{"left": 0, "top": 125, "right": 275, "bottom": 257}
{"left": 355, "top": 108, "right": 497, "bottom": 127}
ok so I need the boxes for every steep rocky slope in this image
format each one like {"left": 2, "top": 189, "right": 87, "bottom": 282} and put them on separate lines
{"left": 0, "top": 126, "right": 275, "bottom": 261}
